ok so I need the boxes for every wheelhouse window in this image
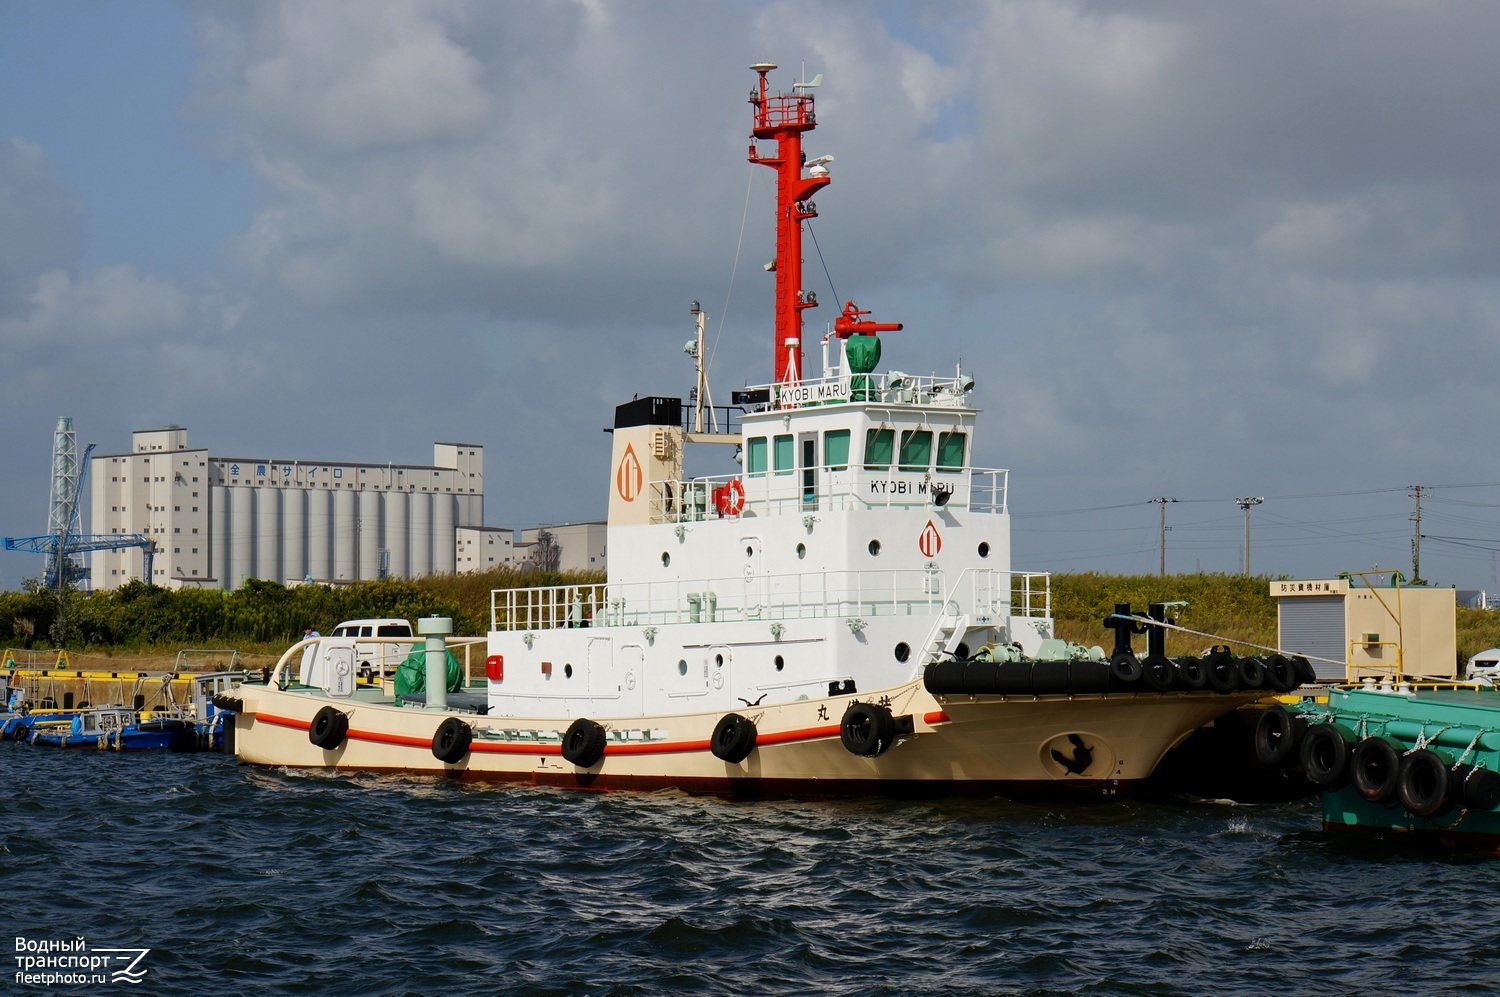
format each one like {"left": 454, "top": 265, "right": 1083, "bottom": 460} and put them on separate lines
{"left": 899, "top": 430, "right": 932, "bottom": 472}
{"left": 824, "top": 430, "right": 851, "bottom": 470}
{"left": 864, "top": 428, "right": 894, "bottom": 469}
{"left": 773, "top": 434, "right": 794, "bottom": 475}
{"left": 746, "top": 437, "right": 768, "bottom": 474}
{"left": 936, "top": 431, "right": 967, "bottom": 471}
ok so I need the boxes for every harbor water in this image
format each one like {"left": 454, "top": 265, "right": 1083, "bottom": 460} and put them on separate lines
{"left": 5, "top": 746, "right": 1498, "bottom": 995}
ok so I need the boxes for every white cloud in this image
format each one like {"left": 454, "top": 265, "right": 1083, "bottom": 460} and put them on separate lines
{"left": 0, "top": 267, "right": 188, "bottom": 348}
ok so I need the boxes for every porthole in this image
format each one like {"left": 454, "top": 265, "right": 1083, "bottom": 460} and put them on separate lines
{"left": 746, "top": 545, "right": 754, "bottom": 557}
{"left": 894, "top": 642, "right": 911, "bottom": 663}
{"left": 868, "top": 539, "right": 882, "bottom": 556}
{"left": 678, "top": 659, "right": 688, "bottom": 676}
{"left": 564, "top": 663, "right": 574, "bottom": 678}
{"left": 977, "top": 541, "right": 990, "bottom": 558}
{"left": 955, "top": 642, "right": 970, "bottom": 660}
{"left": 661, "top": 551, "right": 671, "bottom": 567}
{"left": 775, "top": 654, "right": 785, "bottom": 671}
{"left": 796, "top": 543, "right": 806, "bottom": 559}
{"left": 715, "top": 653, "right": 725, "bottom": 667}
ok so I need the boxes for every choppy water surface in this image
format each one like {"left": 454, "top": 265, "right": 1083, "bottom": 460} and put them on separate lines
{"left": 4, "top": 747, "right": 1498, "bottom": 995}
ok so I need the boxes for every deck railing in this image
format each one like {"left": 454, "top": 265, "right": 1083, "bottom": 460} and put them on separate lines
{"left": 492, "top": 570, "right": 1051, "bottom": 633}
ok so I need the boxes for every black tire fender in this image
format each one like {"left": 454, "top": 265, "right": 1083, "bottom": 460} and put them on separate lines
{"left": 1262, "top": 654, "right": 1297, "bottom": 693}
{"left": 840, "top": 701, "right": 896, "bottom": 757}
{"left": 432, "top": 717, "right": 472, "bottom": 763}
{"left": 1108, "top": 652, "right": 1142, "bottom": 685}
{"left": 1174, "top": 656, "right": 1208, "bottom": 690}
{"left": 710, "top": 712, "right": 758, "bottom": 764}
{"left": 1350, "top": 736, "right": 1402, "bottom": 803}
{"left": 1253, "top": 704, "right": 1306, "bottom": 767}
{"left": 1235, "top": 657, "right": 1266, "bottom": 690}
{"left": 1204, "top": 647, "right": 1239, "bottom": 694}
{"left": 1300, "top": 723, "right": 1354, "bottom": 788}
{"left": 1398, "top": 748, "right": 1453, "bottom": 818}
{"left": 1140, "top": 654, "right": 1177, "bottom": 693}
{"left": 561, "top": 718, "right": 606, "bottom": 768}
{"left": 308, "top": 706, "right": 349, "bottom": 750}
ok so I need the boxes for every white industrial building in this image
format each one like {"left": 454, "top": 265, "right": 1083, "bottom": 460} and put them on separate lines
{"left": 515, "top": 522, "right": 607, "bottom": 573}
{"left": 91, "top": 427, "right": 485, "bottom": 589}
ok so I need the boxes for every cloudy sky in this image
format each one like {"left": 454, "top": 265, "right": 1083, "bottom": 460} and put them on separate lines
{"left": 4, "top": 0, "right": 1500, "bottom": 593}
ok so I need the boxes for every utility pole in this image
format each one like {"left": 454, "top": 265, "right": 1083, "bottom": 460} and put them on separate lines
{"left": 1236, "top": 497, "right": 1264, "bottom": 575}
{"left": 1409, "top": 484, "right": 1426, "bottom": 584}
{"left": 1150, "top": 497, "right": 1178, "bottom": 577}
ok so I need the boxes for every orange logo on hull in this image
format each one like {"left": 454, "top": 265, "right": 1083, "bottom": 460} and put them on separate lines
{"left": 919, "top": 520, "right": 942, "bottom": 558}
{"left": 616, "top": 444, "right": 643, "bottom": 502}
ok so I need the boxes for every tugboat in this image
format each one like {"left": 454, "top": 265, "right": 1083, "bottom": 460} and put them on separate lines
{"left": 228, "top": 65, "right": 1298, "bottom": 797}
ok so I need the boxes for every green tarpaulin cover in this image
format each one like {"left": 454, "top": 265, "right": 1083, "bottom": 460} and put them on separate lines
{"left": 393, "top": 648, "right": 463, "bottom": 698}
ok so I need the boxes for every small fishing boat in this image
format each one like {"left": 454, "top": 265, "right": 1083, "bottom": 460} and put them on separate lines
{"left": 228, "top": 64, "right": 1309, "bottom": 798}
{"left": 9, "top": 672, "right": 247, "bottom": 752}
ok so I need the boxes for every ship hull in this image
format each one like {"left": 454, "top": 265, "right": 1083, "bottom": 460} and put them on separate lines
{"left": 230, "top": 680, "right": 1259, "bottom": 799}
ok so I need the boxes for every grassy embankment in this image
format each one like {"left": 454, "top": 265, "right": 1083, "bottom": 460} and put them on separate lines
{"left": 4, "top": 570, "right": 1498, "bottom": 672}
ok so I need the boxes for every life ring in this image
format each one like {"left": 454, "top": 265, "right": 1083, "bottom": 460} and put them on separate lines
{"left": 1299, "top": 723, "right": 1353, "bottom": 788}
{"left": 710, "top": 712, "right": 758, "bottom": 764}
{"left": 431, "top": 717, "right": 472, "bottom": 764}
{"left": 561, "top": 718, "right": 606, "bottom": 767}
{"left": 840, "top": 701, "right": 896, "bottom": 757}
{"left": 308, "top": 705, "right": 349, "bottom": 750}
{"left": 1397, "top": 748, "right": 1452, "bottom": 817}
{"left": 1350, "top": 736, "right": 1401, "bottom": 803}
{"left": 1253, "top": 704, "right": 1305, "bottom": 767}
{"left": 719, "top": 478, "right": 746, "bottom": 516}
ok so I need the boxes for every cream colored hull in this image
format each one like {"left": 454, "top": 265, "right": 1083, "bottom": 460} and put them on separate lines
{"left": 230, "top": 680, "right": 1261, "bottom": 798}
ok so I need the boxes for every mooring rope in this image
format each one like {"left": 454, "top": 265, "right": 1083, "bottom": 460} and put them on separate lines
{"left": 1108, "top": 612, "right": 1345, "bottom": 667}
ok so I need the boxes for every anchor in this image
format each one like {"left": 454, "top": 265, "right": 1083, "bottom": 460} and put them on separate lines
{"left": 1050, "top": 733, "right": 1095, "bottom": 775}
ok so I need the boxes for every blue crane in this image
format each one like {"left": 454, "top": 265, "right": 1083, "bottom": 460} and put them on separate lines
{"left": 4, "top": 439, "right": 156, "bottom": 593}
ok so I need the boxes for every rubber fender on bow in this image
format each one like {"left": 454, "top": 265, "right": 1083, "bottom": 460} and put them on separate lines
{"left": 308, "top": 705, "right": 349, "bottom": 750}
{"left": 432, "top": 717, "right": 473, "bottom": 764}
{"left": 561, "top": 718, "right": 607, "bottom": 768}
{"left": 840, "top": 701, "right": 896, "bottom": 757}
{"left": 1174, "top": 656, "right": 1208, "bottom": 690}
{"left": 1349, "top": 736, "right": 1402, "bottom": 803}
{"left": 1253, "top": 704, "right": 1307, "bottom": 768}
{"left": 1299, "top": 722, "right": 1355, "bottom": 788}
{"left": 1398, "top": 748, "right": 1453, "bottom": 818}
{"left": 1261, "top": 654, "right": 1297, "bottom": 694}
{"left": 1108, "top": 651, "right": 1142, "bottom": 686}
{"left": 1234, "top": 657, "right": 1266, "bottom": 690}
{"left": 1140, "top": 653, "right": 1177, "bottom": 693}
{"left": 1203, "top": 647, "right": 1239, "bottom": 694}
{"left": 710, "top": 712, "right": 758, "bottom": 764}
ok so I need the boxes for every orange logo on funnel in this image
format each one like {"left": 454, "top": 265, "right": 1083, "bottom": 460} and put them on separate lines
{"left": 616, "top": 444, "right": 643, "bottom": 502}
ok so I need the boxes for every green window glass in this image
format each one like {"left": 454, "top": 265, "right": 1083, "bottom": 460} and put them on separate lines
{"left": 899, "top": 430, "right": 932, "bottom": 471}
{"left": 864, "top": 428, "right": 894, "bottom": 469}
{"left": 773, "top": 434, "right": 794, "bottom": 474}
{"left": 936, "top": 431, "right": 966, "bottom": 471}
{"left": 747, "top": 437, "right": 768, "bottom": 474}
{"left": 824, "top": 430, "right": 850, "bottom": 470}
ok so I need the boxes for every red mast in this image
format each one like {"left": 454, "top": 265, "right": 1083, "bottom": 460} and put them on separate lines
{"left": 749, "top": 63, "right": 829, "bottom": 386}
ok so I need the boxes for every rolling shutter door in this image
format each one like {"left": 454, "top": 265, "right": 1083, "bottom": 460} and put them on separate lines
{"left": 1278, "top": 596, "right": 1346, "bottom": 680}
